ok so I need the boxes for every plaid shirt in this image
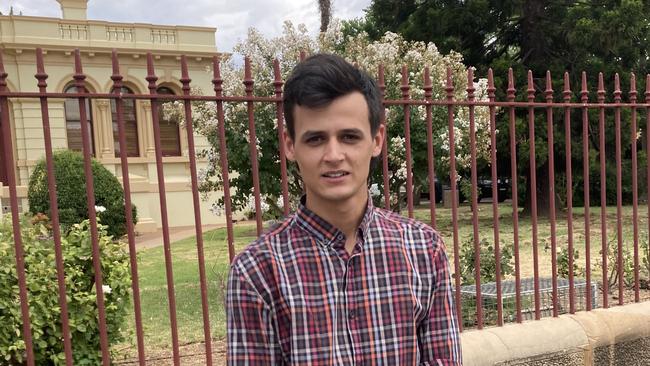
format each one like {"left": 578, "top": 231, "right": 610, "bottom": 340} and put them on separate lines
{"left": 226, "top": 197, "right": 462, "bottom": 365}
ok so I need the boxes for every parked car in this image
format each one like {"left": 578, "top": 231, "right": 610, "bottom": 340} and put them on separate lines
{"left": 400, "top": 177, "right": 443, "bottom": 204}
{"left": 420, "top": 177, "right": 443, "bottom": 204}
{"left": 477, "top": 177, "right": 510, "bottom": 202}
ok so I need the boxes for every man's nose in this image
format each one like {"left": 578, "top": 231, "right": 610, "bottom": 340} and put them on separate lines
{"left": 323, "top": 140, "right": 344, "bottom": 162}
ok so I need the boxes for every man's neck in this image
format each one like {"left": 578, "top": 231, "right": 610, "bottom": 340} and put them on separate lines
{"left": 305, "top": 191, "right": 368, "bottom": 245}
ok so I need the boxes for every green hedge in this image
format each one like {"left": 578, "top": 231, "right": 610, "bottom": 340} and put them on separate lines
{"left": 0, "top": 214, "right": 131, "bottom": 364}
{"left": 27, "top": 150, "right": 137, "bottom": 238}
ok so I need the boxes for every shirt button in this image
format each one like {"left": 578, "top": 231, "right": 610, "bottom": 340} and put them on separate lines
{"left": 348, "top": 309, "right": 356, "bottom": 319}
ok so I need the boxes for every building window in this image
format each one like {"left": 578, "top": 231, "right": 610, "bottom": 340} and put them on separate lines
{"left": 111, "top": 86, "right": 139, "bottom": 157}
{"left": 157, "top": 86, "right": 181, "bottom": 156}
{"left": 64, "top": 85, "right": 95, "bottom": 155}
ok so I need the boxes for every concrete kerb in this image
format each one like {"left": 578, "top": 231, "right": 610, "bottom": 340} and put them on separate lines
{"left": 461, "top": 301, "right": 650, "bottom": 365}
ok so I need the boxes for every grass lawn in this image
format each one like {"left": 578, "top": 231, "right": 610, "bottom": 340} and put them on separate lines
{"left": 114, "top": 202, "right": 650, "bottom": 358}
{"left": 416, "top": 203, "right": 650, "bottom": 283}
{"left": 115, "top": 224, "right": 256, "bottom": 357}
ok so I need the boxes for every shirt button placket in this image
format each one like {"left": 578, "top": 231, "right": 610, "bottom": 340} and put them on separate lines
{"left": 347, "top": 254, "right": 364, "bottom": 365}
{"left": 347, "top": 259, "right": 355, "bottom": 323}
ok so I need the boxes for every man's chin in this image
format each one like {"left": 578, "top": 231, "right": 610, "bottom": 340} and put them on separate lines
{"left": 309, "top": 187, "right": 367, "bottom": 205}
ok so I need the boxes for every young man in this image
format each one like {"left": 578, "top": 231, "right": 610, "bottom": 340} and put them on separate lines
{"left": 226, "top": 54, "right": 462, "bottom": 365}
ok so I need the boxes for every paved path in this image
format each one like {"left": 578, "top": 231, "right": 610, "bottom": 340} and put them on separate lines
{"left": 133, "top": 224, "right": 224, "bottom": 250}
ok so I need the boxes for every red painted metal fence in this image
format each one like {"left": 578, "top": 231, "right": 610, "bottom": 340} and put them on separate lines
{"left": 1, "top": 48, "right": 649, "bottom": 364}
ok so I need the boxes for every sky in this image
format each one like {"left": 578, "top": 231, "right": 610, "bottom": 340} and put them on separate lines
{"left": 0, "top": 0, "right": 372, "bottom": 53}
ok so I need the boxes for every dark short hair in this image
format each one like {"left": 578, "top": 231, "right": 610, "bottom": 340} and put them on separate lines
{"left": 283, "top": 53, "right": 382, "bottom": 140}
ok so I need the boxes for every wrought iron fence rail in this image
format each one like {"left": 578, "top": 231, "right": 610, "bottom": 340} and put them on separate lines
{"left": 0, "top": 48, "right": 649, "bottom": 365}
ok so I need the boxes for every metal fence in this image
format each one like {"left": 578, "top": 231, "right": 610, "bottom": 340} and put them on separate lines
{"left": 1, "top": 48, "right": 650, "bottom": 365}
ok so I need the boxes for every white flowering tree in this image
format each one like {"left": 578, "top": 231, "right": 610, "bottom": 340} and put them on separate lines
{"left": 329, "top": 26, "right": 492, "bottom": 208}
{"left": 167, "top": 20, "right": 492, "bottom": 217}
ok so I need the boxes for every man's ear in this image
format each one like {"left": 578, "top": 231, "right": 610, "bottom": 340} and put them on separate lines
{"left": 372, "top": 123, "right": 385, "bottom": 157}
{"left": 283, "top": 130, "right": 296, "bottom": 161}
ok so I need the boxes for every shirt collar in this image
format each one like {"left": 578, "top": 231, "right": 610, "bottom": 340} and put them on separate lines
{"left": 294, "top": 193, "right": 375, "bottom": 247}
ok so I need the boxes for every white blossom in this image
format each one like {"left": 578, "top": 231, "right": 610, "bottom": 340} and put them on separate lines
{"left": 102, "top": 285, "right": 112, "bottom": 294}
{"left": 260, "top": 200, "right": 270, "bottom": 213}
{"left": 247, "top": 195, "right": 269, "bottom": 213}
{"left": 276, "top": 195, "right": 285, "bottom": 209}
{"left": 94, "top": 205, "right": 106, "bottom": 213}
{"left": 177, "top": 18, "right": 492, "bottom": 212}
{"left": 396, "top": 161, "right": 407, "bottom": 180}
{"left": 369, "top": 183, "right": 381, "bottom": 197}
{"left": 209, "top": 201, "right": 223, "bottom": 216}
{"left": 197, "top": 168, "right": 207, "bottom": 183}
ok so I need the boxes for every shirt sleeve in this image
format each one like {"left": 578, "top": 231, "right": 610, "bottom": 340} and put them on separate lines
{"left": 226, "top": 263, "right": 285, "bottom": 365}
{"left": 417, "top": 238, "right": 463, "bottom": 365}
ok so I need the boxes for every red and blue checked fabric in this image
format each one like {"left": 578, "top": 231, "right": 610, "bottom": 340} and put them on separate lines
{"left": 226, "top": 197, "right": 462, "bottom": 365}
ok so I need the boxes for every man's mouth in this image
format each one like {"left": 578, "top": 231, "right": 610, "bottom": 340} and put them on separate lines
{"left": 322, "top": 171, "right": 349, "bottom": 178}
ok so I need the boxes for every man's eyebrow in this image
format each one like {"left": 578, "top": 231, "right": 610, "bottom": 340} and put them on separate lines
{"left": 339, "top": 128, "right": 363, "bottom": 135}
{"left": 300, "top": 128, "right": 365, "bottom": 140}
{"left": 300, "top": 130, "right": 325, "bottom": 140}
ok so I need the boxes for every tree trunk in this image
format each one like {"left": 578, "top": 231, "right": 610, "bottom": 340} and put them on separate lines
{"left": 520, "top": 0, "right": 549, "bottom": 72}
{"left": 318, "top": 0, "right": 331, "bottom": 33}
{"left": 519, "top": 0, "right": 553, "bottom": 216}
{"left": 523, "top": 162, "right": 552, "bottom": 216}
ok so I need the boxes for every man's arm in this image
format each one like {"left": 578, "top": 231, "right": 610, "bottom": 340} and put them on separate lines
{"left": 417, "top": 241, "right": 463, "bottom": 365}
{"left": 226, "top": 263, "right": 284, "bottom": 365}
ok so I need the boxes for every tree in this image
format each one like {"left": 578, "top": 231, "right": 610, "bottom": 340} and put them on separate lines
{"left": 165, "top": 21, "right": 492, "bottom": 218}
{"left": 356, "top": 0, "right": 650, "bottom": 214}
{"left": 318, "top": 0, "right": 332, "bottom": 33}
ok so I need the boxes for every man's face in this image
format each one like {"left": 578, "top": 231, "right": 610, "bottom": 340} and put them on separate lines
{"left": 284, "top": 92, "right": 384, "bottom": 212}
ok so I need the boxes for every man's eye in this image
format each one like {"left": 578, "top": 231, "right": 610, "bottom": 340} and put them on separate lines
{"left": 342, "top": 134, "right": 360, "bottom": 142}
{"left": 306, "top": 136, "right": 324, "bottom": 144}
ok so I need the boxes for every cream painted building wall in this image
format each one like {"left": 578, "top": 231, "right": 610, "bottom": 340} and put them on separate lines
{"left": 0, "top": 0, "right": 227, "bottom": 232}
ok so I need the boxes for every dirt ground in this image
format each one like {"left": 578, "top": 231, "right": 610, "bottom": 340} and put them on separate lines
{"left": 113, "top": 340, "right": 226, "bottom": 366}
{"left": 607, "top": 282, "right": 650, "bottom": 305}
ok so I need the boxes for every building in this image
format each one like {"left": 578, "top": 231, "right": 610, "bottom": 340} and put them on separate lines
{"left": 0, "top": 0, "right": 225, "bottom": 232}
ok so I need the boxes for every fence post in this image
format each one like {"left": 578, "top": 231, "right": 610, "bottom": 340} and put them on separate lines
{"left": 0, "top": 48, "right": 36, "bottom": 366}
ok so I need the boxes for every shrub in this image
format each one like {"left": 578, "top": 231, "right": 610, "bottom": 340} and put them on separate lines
{"left": 639, "top": 235, "right": 650, "bottom": 290}
{"left": 457, "top": 237, "right": 515, "bottom": 328}
{"left": 0, "top": 214, "right": 131, "bottom": 365}
{"left": 601, "top": 235, "right": 650, "bottom": 292}
{"left": 27, "top": 150, "right": 137, "bottom": 238}
{"left": 556, "top": 246, "right": 584, "bottom": 279}
{"left": 459, "top": 236, "right": 514, "bottom": 285}
{"left": 600, "top": 237, "right": 635, "bottom": 291}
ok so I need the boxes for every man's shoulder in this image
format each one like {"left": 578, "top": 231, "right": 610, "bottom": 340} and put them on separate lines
{"left": 373, "top": 207, "right": 439, "bottom": 235}
{"left": 230, "top": 215, "right": 295, "bottom": 271}
{"left": 372, "top": 207, "right": 444, "bottom": 249}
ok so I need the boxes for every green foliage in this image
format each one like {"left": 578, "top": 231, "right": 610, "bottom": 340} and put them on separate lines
{"left": 458, "top": 237, "right": 517, "bottom": 327}
{"left": 459, "top": 294, "right": 527, "bottom": 328}
{"left": 351, "top": 0, "right": 514, "bottom": 71}
{"left": 556, "top": 246, "right": 584, "bottom": 279}
{"left": 0, "top": 214, "right": 131, "bottom": 365}
{"left": 642, "top": 236, "right": 650, "bottom": 282}
{"left": 27, "top": 150, "right": 137, "bottom": 238}
{"left": 360, "top": 0, "right": 650, "bottom": 76}
{"left": 601, "top": 237, "right": 636, "bottom": 291}
{"left": 602, "top": 234, "right": 650, "bottom": 291}
{"left": 357, "top": 0, "right": 650, "bottom": 213}
{"left": 459, "top": 236, "right": 514, "bottom": 285}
